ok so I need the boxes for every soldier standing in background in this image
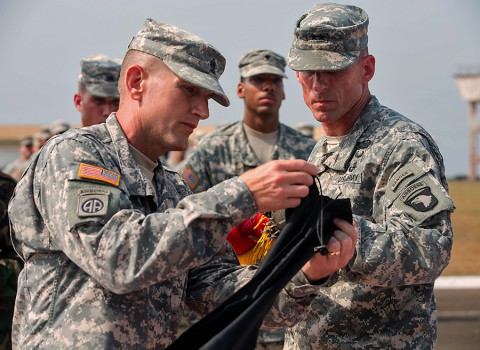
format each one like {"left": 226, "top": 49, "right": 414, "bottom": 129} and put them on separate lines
{"left": 284, "top": 3, "right": 455, "bottom": 349}
{"left": 31, "top": 128, "right": 52, "bottom": 154}
{"left": 74, "top": 54, "right": 122, "bottom": 127}
{"left": 2, "top": 136, "right": 34, "bottom": 181}
{"left": 181, "top": 49, "right": 317, "bottom": 349}
{"left": 182, "top": 49, "right": 316, "bottom": 193}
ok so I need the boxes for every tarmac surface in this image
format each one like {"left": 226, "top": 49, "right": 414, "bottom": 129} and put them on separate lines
{"left": 435, "top": 276, "right": 480, "bottom": 349}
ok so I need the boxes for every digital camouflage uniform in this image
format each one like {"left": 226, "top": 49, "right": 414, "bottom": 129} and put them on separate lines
{"left": 182, "top": 121, "right": 316, "bottom": 193}
{"left": 0, "top": 171, "right": 19, "bottom": 350}
{"left": 284, "top": 96, "right": 454, "bottom": 349}
{"left": 8, "top": 115, "right": 321, "bottom": 349}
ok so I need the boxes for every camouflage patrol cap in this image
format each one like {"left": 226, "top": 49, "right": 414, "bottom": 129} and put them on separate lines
{"left": 32, "top": 129, "right": 51, "bottom": 147}
{"left": 128, "top": 18, "right": 230, "bottom": 107}
{"left": 20, "top": 136, "right": 33, "bottom": 147}
{"left": 288, "top": 3, "right": 369, "bottom": 71}
{"left": 238, "top": 49, "right": 287, "bottom": 78}
{"left": 79, "top": 54, "right": 121, "bottom": 98}
{"left": 50, "top": 120, "right": 71, "bottom": 135}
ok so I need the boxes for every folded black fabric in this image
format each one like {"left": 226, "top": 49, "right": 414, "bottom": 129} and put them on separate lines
{"left": 167, "top": 179, "right": 352, "bottom": 350}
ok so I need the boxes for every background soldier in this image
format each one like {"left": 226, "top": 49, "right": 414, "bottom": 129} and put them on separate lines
{"left": 74, "top": 54, "right": 122, "bottom": 127}
{"left": 2, "top": 136, "right": 34, "bottom": 181}
{"left": 181, "top": 50, "right": 317, "bottom": 348}
{"left": 182, "top": 49, "right": 316, "bottom": 193}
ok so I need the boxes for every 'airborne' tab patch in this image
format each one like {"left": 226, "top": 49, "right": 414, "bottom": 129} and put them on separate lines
{"left": 78, "top": 163, "right": 120, "bottom": 187}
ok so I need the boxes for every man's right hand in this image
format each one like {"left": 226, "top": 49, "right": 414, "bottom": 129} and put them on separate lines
{"left": 239, "top": 159, "right": 318, "bottom": 212}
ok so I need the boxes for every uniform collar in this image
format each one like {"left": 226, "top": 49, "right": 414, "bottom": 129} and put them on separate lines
{"left": 318, "top": 96, "right": 380, "bottom": 172}
{"left": 231, "top": 121, "right": 288, "bottom": 166}
{"left": 105, "top": 114, "right": 158, "bottom": 197}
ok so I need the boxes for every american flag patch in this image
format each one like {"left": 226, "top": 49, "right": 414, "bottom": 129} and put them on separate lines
{"left": 181, "top": 165, "right": 199, "bottom": 190}
{"left": 78, "top": 163, "right": 120, "bottom": 187}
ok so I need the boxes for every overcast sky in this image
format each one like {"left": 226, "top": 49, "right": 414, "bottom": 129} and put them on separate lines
{"left": 1, "top": 0, "right": 479, "bottom": 178}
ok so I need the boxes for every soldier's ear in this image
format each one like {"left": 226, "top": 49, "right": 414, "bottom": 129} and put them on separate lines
{"left": 73, "top": 93, "right": 82, "bottom": 111}
{"left": 124, "top": 64, "right": 144, "bottom": 101}
{"left": 237, "top": 82, "right": 245, "bottom": 99}
{"left": 362, "top": 55, "right": 375, "bottom": 83}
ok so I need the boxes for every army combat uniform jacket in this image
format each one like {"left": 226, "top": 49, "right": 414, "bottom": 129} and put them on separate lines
{"left": 9, "top": 115, "right": 318, "bottom": 349}
{"left": 285, "top": 96, "right": 455, "bottom": 350}
{"left": 182, "top": 121, "right": 316, "bottom": 193}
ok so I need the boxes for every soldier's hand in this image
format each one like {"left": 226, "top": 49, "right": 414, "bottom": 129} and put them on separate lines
{"left": 239, "top": 159, "right": 318, "bottom": 212}
{"left": 301, "top": 218, "right": 358, "bottom": 282}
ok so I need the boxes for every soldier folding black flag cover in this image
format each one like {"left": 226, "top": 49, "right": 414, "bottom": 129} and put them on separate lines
{"left": 167, "top": 178, "right": 352, "bottom": 350}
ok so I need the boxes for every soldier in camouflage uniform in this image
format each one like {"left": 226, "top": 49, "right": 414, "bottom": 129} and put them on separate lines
{"left": 74, "top": 54, "right": 122, "bottom": 127}
{"left": 284, "top": 4, "right": 455, "bottom": 349}
{"left": 2, "top": 136, "right": 34, "bottom": 181}
{"left": 0, "top": 171, "right": 19, "bottom": 350}
{"left": 182, "top": 49, "right": 316, "bottom": 193}
{"left": 8, "top": 19, "right": 358, "bottom": 349}
{"left": 181, "top": 49, "right": 317, "bottom": 349}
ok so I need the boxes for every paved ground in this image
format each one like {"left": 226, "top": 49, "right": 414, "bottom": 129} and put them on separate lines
{"left": 435, "top": 277, "right": 480, "bottom": 349}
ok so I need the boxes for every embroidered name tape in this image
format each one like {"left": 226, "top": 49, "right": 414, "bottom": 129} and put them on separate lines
{"left": 78, "top": 163, "right": 120, "bottom": 187}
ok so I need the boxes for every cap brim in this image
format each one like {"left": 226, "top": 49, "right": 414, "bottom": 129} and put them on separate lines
{"left": 86, "top": 84, "right": 120, "bottom": 98}
{"left": 164, "top": 60, "right": 230, "bottom": 107}
{"left": 242, "top": 66, "right": 287, "bottom": 79}
{"left": 288, "top": 49, "right": 360, "bottom": 71}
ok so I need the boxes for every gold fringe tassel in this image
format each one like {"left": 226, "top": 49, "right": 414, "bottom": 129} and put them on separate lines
{"left": 237, "top": 216, "right": 277, "bottom": 265}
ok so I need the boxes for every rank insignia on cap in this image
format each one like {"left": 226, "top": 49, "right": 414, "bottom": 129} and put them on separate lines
{"left": 181, "top": 165, "right": 199, "bottom": 190}
{"left": 78, "top": 163, "right": 120, "bottom": 187}
{"left": 400, "top": 180, "right": 438, "bottom": 212}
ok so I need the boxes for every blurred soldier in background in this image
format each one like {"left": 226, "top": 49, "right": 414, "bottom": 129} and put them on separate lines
{"left": 294, "top": 122, "right": 315, "bottom": 139}
{"left": 74, "top": 54, "right": 122, "bottom": 127}
{"left": 49, "top": 119, "right": 71, "bottom": 136}
{"left": 2, "top": 136, "right": 34, "bottom": 181}
{"left": 32, "top": 128, "right": 52, "bottom": 154}
{"left": 0, "top": 171, "right": 19, "bottom": 350}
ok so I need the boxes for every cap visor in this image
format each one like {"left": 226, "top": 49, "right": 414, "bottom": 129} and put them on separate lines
{"left": 288, "top": 49, "right": 360, "bottom": 71}
{"left": 86, "top": 84, "right": 120, "bottom": 98}
{"left": 242, "top": 66, "right": 287, "bottom": 78}
{"left": 164, "top": 60, "right": 230, "bottom": 107}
